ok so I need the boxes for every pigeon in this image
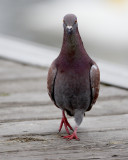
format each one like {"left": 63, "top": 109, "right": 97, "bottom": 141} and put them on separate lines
{"left": 47, "top": 14, "right": 100, "bottom": 140}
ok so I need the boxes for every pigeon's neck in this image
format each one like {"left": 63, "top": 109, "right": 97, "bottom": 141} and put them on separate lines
{"left": 60, "top": 28, "right": 86, "bottom": 59}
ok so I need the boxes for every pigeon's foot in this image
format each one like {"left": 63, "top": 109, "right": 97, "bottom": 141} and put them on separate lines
{"left": 63, "top": 127, "right": 80, "bottom": 140}
{"left": 59, "top": 110, "right": 73, "bottom": 134}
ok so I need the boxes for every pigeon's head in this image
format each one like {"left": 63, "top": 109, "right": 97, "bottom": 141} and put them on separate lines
{"left": 63, "top": 14, "right": 78, "bottom": 34}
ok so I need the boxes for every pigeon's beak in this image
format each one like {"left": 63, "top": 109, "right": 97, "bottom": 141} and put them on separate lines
{"left": 66, "top": 26, "right": 73, "bottom": 34}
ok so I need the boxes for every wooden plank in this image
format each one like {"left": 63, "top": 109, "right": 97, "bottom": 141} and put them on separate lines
{"left": 0, "top": 79, "right": 47, "bottom": 94}
{"left": 99, "top": 85, "right": 128, "bottom": 98}
{"left": 0, "top": 129, "right": 128, "bottom": 160}
{"left": 0, "top": 92, "right": 50, "bottom": 104}
{"left": 87, "top": 98, "right": 128, "bottom": 116}
{"left": 0, "top": 59, "right": 47, "bottom": 81}
{"left": 0, "top": 114, "right": 128, "bottom": 137}
{"left": 0, "top": 105, "right": 60, "bottom": 122}
{"left": 0, "top": 115, "right": 128, "bottom": 160}
{"left": 0, "top": 98, "right": 128, "bottom": 122}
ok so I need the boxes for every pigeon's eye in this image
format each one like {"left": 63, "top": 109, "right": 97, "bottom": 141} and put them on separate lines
{"left": 63, "top": 20, "right": 65, "bottom": 23}
{"left": 75, "top": 20, "right": 77, "bottom": 23}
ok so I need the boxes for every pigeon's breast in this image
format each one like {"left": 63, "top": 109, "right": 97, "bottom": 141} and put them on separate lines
{"left": 54, "top": 62, "right": 91, "bottom": 113}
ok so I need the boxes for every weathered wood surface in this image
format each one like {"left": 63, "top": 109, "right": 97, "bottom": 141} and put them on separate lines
{"left": 0, "top": 59, "right": 128, "bottom": 160}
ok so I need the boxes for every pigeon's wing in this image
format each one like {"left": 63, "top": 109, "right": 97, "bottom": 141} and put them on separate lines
{"left": 87, "top": 63, "right": 100, "bottom": 111}
{"left": 47, "top": 61, "right": 57, "bottom": 104}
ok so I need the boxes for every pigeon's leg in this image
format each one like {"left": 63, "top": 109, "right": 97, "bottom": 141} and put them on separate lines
{"left": 59, "top": 110, "right": 73, "bottom": 134}
{"left": 63, "top": 126, "right": 79, "bottom": 140}
{"left": 63, "top": 110, "right": 84, "bottom": 140}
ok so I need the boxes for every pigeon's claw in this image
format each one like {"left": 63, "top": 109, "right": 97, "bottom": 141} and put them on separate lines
{"left": 59, "top": 111, "right": 73, "bottom": 134}
{"left": 63, "top": 127, "right": 79, "bottom": 140}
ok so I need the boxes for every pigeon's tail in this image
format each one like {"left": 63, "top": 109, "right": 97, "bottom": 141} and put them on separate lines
{"left": 74, "top": 109, "right": 85, "bottom": 126}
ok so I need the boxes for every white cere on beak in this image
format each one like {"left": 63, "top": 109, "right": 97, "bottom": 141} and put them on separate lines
{"left": 66, "top": 26, "right": 73, "bottom": 30}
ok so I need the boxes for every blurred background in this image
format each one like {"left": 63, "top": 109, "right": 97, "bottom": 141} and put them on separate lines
{"left": 0, "top": 0, "right": 128, "bottom": 66}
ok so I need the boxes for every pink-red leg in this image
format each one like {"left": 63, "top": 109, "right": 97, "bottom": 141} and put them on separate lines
{"left": 63, "top": 127, "right": 80, "bottom": 140}
{"left": 59, "top": 110, "right": 73, "bottom": 134}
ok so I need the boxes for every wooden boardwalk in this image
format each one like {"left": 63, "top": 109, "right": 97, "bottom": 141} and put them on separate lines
{"left": 0, "top": 59, "right": 128, "bottom": 160}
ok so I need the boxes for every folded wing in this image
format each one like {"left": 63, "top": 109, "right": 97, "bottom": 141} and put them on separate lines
{"left": 87, "top": 63, "right": 100, "bottom": 111}
{"left": 47, "top": 61, "right": 57, "bottom": 104}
